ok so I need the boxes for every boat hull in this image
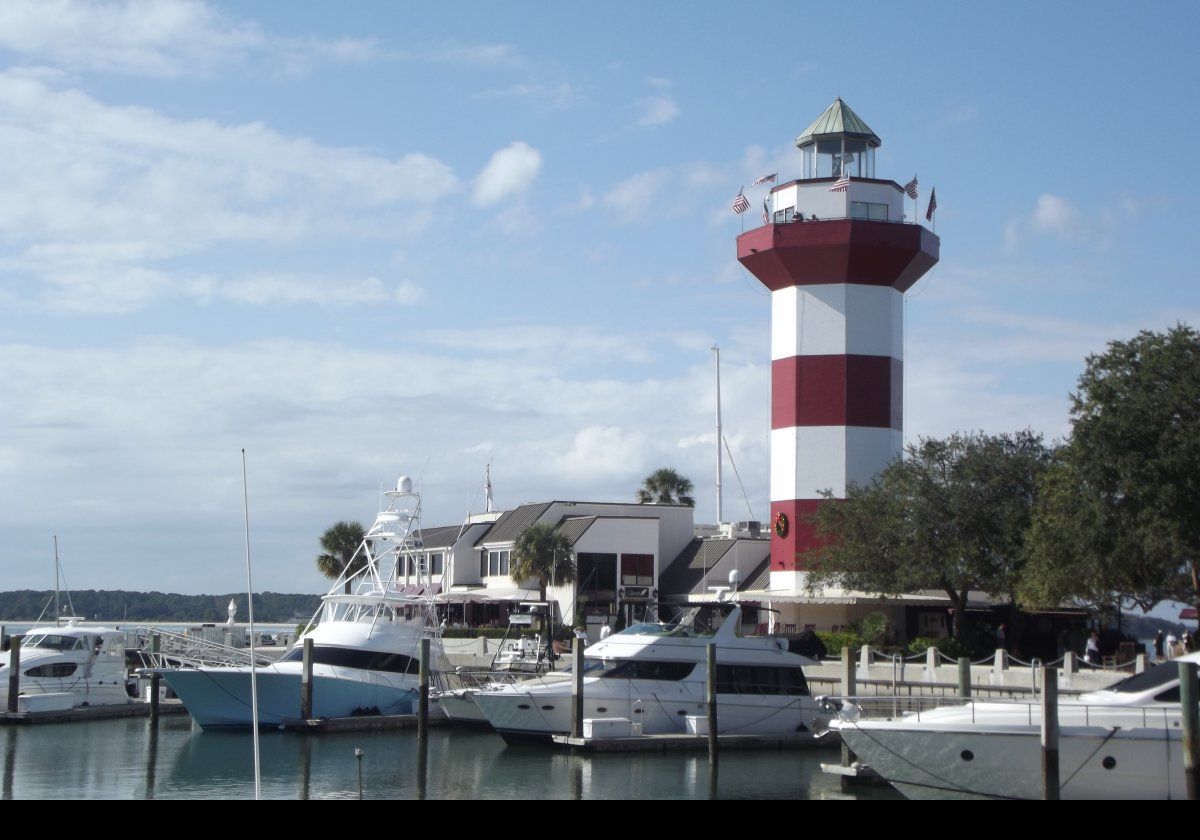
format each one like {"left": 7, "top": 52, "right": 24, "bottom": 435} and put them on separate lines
{"left": 163, "top": 667, "right": 418, "bottom": 729}
{"left": 835, "top": 722, "right": 1188, "bottom": 800}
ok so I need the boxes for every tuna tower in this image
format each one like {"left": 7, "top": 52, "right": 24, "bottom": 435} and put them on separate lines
{"left": 736, "top": 98, "right": 939, "bottom": 588}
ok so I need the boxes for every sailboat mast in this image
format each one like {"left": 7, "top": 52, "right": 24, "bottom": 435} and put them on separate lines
{"left": 53, "top": 535, "right": 60, "bottom": 622}
{"left": 712, "top": 345, "right": 723, "bottom": 524}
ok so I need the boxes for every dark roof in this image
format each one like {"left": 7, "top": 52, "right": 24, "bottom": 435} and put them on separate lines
{"left": 741, "top": 558, "right": 771, "bottom": 591}
{"left": 412, "top": 525, "right": 467, "bottom": 550}
{"left": 555, "top": 516, "right": 597, "bottom": 546}
{"left": 473, "top": 502, "right": 553, "bottom": 546}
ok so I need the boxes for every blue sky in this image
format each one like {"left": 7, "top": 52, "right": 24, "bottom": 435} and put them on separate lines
{"left": 1, "top": 1, "right": 1197, "bottom": 596}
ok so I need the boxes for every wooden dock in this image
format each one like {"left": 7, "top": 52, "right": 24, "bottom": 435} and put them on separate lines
{"left": 0, "top": 700, "right": 189, "bottom": 725}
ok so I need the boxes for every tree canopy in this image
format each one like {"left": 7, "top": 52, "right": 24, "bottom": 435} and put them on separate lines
{"left": 316, "top": 520, "right": 368, "bottom": 594}
{"left": 1022, "top": 325, "right": 1200, "bottom": 613}
{"left": 806, "top": 431, "right": 1051, "bottom": 638}
{"left": 636, "top": 467, "right": 695, "bottom": 506}
{"left": 511, "top": 523, "right": 576, "bottom": 603}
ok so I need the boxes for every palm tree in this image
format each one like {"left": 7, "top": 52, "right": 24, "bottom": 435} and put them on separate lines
{"left": 316, "top": 521, "right": 367, "bottom": 594}
{"left": 636, "top": 467, "right": 695, "bottom": 506}
{"left": 512, "top": 523, "right": 576, "bottom": 661}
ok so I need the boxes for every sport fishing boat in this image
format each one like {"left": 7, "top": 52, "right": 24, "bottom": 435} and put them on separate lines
{"left": 472, "top": 602, "right": 823, "bottom": 743}
{"left": 160, "top": 475, "right": 451, "bottom": 729}
{"left": 827, "top": 652, "right": 1200, "bottom": 799}
{"left": 0, "top": 621, "right": 133, "bottom": 709}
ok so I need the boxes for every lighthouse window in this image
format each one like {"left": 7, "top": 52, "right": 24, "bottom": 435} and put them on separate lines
{"left": 773, "top": 207, "right": 796, "bottom": 224}
{"left": 850, "top": 201, "right": 889, "bottom": 221}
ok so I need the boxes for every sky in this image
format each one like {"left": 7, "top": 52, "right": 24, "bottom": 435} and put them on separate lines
{"left": 1, "top": 1, "right": 1198, "bottom": 597}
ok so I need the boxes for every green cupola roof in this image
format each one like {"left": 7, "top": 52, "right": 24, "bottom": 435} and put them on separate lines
{"left": 795, "top": 98, "right": 881, "bottom": 149}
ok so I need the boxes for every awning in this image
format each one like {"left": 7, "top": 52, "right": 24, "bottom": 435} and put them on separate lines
{"left": 434, "top": 587, "right": 540, "bottom": 604}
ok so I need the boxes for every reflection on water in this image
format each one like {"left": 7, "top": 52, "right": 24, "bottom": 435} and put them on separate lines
{"left": 0, "top": 718, "right": 899, "bottom": 800}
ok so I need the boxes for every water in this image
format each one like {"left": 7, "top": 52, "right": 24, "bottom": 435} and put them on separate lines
{"left": 0, "top": 718, "right": 899, "bottom": 800}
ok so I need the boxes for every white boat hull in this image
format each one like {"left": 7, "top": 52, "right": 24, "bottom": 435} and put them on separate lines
{"left": 836, "top": 721, "right": 1188, "bottom": 800}
{"left": 474, "top": 679, "right": 820, "bottom": 743}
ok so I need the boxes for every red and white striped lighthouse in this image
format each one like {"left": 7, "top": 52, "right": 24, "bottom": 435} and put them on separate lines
{"left": 736, "top": 99, "right": 939, "bottom": 589}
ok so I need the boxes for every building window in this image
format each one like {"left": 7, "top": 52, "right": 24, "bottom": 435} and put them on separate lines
{"left": 620, "top": 554, "right": 654, "bottom": 586}
{"left": 487, "top": 549, "right": 510, "bottom": 577}
{"left": 772, "top": 206, "right": 796, "bottom": 224}
{"left": 850, "top": 201, "right": 888, "bottom": 221}
{"left": 430, "top": 553, "right": 444, "bottom": 576}
{"left": 577, "top": 553, "right": 617, "bottom": 598}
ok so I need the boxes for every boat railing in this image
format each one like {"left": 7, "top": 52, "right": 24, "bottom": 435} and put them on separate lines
{"left": 133, "top": 626, "right": 276, "bottom": 669}
{"left": 819, "top": 694, "right": 1181, "bottom": 729}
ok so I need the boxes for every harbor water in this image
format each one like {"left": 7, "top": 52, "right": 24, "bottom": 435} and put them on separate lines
{"left": 0, "top": 717, "right": 899, "bottom": 800}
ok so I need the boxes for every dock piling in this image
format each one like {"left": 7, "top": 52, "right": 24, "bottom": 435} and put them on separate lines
{"left": 957, "top": 656, "right": 971, "bottom": 699}
{"left": 1040, "top": 665, "right": 1059, "bottom": 800}
{"left": 418, "top": 637, "right": 430, "bottom": 742}
{"left": 706, "top": 643, "right": 718, "bottom": 765}
{"left": 7, "top": 636, "right": 22, "bottom": 714}
{"left": 149, "top": 633, "right": 160, "bottom": 725}
{"left": 571, "top": 637, "right": 583, "bottom": 739}
{"left": 300, "top": 637, "right": 314, "bottom": 720}
{"left": 840, "top": 647, "right": 857, "bottom": 767}
{"left": 1181, "top": 661, "right": 1198, "bottom": 801}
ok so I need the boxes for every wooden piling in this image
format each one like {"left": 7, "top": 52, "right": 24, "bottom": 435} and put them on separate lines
{"left": 706, "top": 643, "right": 718, "bottom": 765}
{"left": 1041, "top": 665, "right": 1059, "bottom": 800}
{"left": 840, "top": 646, "right": 857, "bottom": 767}
{"left": 570, "top": 637, "right": 584, "bottom": 739}
{"left": 417, "top": 637, "right": 429, "bottom": 742}
{"left": 149, "top": 633, "right": 160, "bottom": 725}
{"left": 300, "top": 637, "right": 314, "bottom": 720}
{"left": 6, "top": 636, "right": 22, "bottom": 714}
{"left": 957, "top": 657, "right": 971, "bottom": 698}
{"left": 1181, "top": 661, "right": 1198, "bottom": 801}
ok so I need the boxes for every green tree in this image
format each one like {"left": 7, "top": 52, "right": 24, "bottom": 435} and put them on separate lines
{"left": 807, "top": 432, "right": 1051, "bottom": 639}
{"left": 316, "top": 521, "right": 368, "bottom": 594}
{"left": 511, "top": 524, "right": 577, "bottom": 660}
{"left": 1022, "top": 325, "right": 1200, "bottom": 614}
{"left": 636, "top": 467, "right": 695, "bottom": 506}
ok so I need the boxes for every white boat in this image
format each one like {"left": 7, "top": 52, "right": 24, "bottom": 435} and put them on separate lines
{"left": 472, "top": 603, "right": 823, "bottom": 744}
{"left": 160, "top": 475, "right": 451, "bottom": 729}
{"left": 0, "top": 621, "right": 133, "bottom": 709}
{"left": 828, "top": 652, "right": 1200, "bottom": 799}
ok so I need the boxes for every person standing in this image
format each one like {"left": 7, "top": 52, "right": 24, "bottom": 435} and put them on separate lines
{"left": 1153, "top": 630, "right": 1165, "bottom": 661}
{"left": 1165, "top": 630, "right": 1178, "bottom": 659}
{"left": 1085, "top": 631, "right": 1101, "bottom": 668}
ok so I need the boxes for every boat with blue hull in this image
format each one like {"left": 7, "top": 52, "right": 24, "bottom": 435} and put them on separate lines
{"left": 160, "top": 475, "right": 449, "bottom": 729}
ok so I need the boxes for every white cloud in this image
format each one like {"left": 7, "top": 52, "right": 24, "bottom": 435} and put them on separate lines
{"left": 603, "top": 170, "right": 669, "bottom": 223}
{"left": 0, "top": 72, "right": 459, "bottom": 309}
{"left": 479, "top": 82, "right": 579, "bottom": 111}
{"left": 1002, "top": 192, "right": 1153, "bottom": 252}
{"left": 472, "top": 141, "right": 543, "bottom": 207}
{"left": 637, "top": 95, "right": 680, "bottom": 127}
{"left": 0, "top": 0, "right": 387, "bottom": 78}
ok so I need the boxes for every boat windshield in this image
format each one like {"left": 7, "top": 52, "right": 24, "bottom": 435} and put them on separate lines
{"left": 1103, "top": 659, "right": 1184, "bottom": 694}
{"left": 613, "top": 622, "right": 712, "bottom": 639}
{"left": 22, "top": 634, "right": 85, "bottom": 651}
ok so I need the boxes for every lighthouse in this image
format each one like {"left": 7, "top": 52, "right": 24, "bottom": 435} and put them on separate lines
{"left": 736, "top": 99, "right": 939, "bottom": 589}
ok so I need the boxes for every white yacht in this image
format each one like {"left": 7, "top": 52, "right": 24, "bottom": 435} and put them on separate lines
{"left": 472, "top": 603, "right": 822, "bottom": 743}
{"left": 828, "top": 652, "right": 1200, "bottom": 799}
{"left": 160, "top": 475, "right": 452, "bottom": 729}
{"left": 0, "top": 621, "right": 133, "bottom": 709}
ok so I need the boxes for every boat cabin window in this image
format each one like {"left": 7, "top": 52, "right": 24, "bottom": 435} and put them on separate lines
{"left": 599, "top": 660, "right": 696, "bottom": 681}
{"left": 25, "top": 662, "right": 78, "bottom": 678}
{"left": 562, "top": 659, "right": 607, "bottom": 675}
{"left": 716, "top": 664, "right": 810, "bottom": 696}
{"left": 280, "top": 645, "right": 419, "bottom": 675}
{"left": 22, "top": 634, "right": 85, "bottom": 651}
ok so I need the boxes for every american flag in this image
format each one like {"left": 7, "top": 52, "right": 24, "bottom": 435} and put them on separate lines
{"left": 829, "top": 173, "right": 851, "bottom": 192}
{"left": 903, "top": 175, "right": 918, "bottom": 199}
{"left": 731, "top": 188, "right": 750, "bottom": 215}
{"left": 926, "top": 188, "right": 937, "bottom": 221}
{"left": 762, "top": 197, "right": 770, "bottom": 225}
{"left": 751, "top": 173, "right": 777, "bottom": 186}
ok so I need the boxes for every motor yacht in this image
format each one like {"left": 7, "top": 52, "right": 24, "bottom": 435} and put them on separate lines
{"left": 827, "top": 652, "right": 1200, "bottom": 799}
{"left": 472, "top": 603, "right": 822, "bottom": 743}
{"left": 159, "top": 475, "right": 451, "bottom": 729}
{"left": 0, "top": 621, "right": 133, "bottom": 708}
